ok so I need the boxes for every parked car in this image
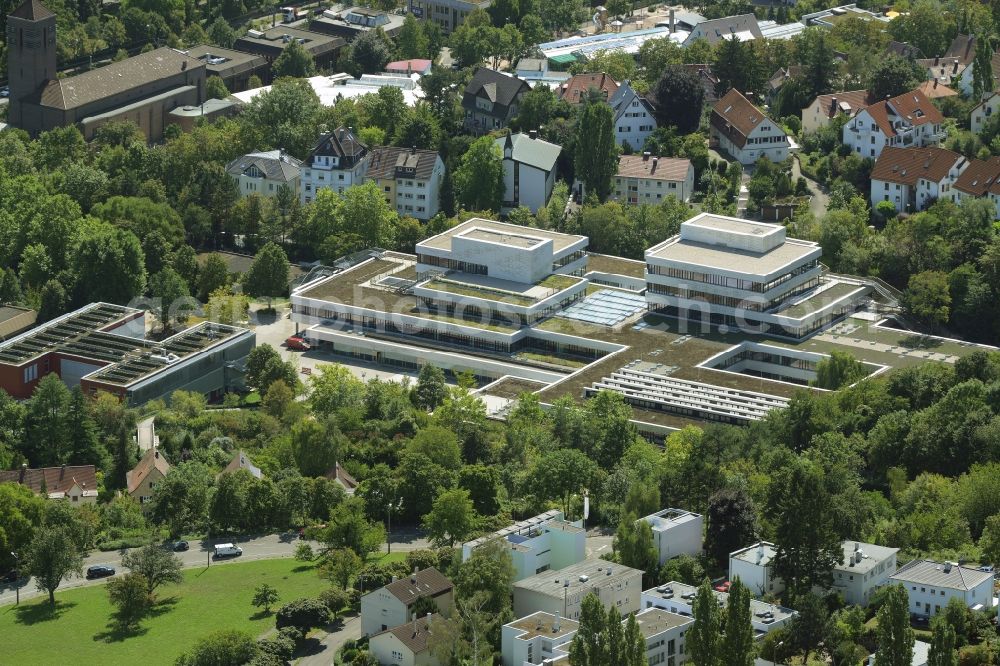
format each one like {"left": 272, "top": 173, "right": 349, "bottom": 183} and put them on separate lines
{"left": 285, "top": 336, "right": 311, "bottom": 351}
{"left": 714, "top": 581, "right": 731, "bottom": 593}
{"left": 86, "top": 565, "right": 116, "bottom": 579}
{"left": 2, "top": 570, "right": 19, "bottom": 583}
{"left": 213, "top": 543, "right": 243, "bottom": 558}
{"left": 0, "top": 87, "right": 9, "bottom": 98}
{"left": 173, "top": 540, "right": 189, "bottom": 552}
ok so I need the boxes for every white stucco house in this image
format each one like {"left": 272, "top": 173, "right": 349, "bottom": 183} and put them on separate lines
{"left": 842, "top": 88, "right": 945, "bottom": 160}
{"left": 226, "top": 150, "right": 303, "bottom": 199}
{"left": 496, "top": 131, "right": 561, "bottom": 214}
{"left": 360, "top": 567, "right": 453, "bottom": 636}
{"left": 609, "top": 81, "right": 658, "bottom": 152}
{"left": 890, "top": 560, "right": 994, "bottom": 618}
{"left": 971, "top": 91, "right": 1000, "bottom": 134}
{"left": 710, "top": 88, "right": 790, "bottom": 165}
{"left": 614, "top": 154, "right": 696, "bottom": 204}
{"left": 870, "top": 146, "right": 967, "bottom": 214}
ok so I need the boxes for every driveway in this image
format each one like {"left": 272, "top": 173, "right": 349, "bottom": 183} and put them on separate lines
{"left": 295, "top": 614, "right": 362, "bottom": 666}
{"left": 0, "top": 531, "right": 432, "bottom": 607}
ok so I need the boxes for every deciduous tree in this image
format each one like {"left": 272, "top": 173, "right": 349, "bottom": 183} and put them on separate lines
{"left": 574, "top": 100, "right": 617, "bottom": 201}
{"left": 424, "top": 487, "right": 477, "bottom": 548}
{"left": 243, "top": 242, "right": 289, "bottom": 309}
{"left": 24, "top": 525, "right": 84, "bottom": 606}
{"left": 454, "top": 136, "right": 504, "bottom": 212}
{"left": 651, "top": 65, "right": 705, "bottom": 134}
{"left": 121, "top": 544, "right": 183, "bottom": 596}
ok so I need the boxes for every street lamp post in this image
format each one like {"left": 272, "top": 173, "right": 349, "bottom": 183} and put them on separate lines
{"left": 773, "top": 640, "right": 784, "bottom": 666}
{"left": 10, "top": 552, "right": 19, "bottom": 605}
{"left": 386, "top": 499, "right": 401, "bottom": 554}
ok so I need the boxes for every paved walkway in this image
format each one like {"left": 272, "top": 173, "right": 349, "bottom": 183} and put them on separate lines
{"left": 792, "top": 155, "right": 830, "bottom": 219}
{"left": 296, "top": 614, "right": 361, "bottom": 666}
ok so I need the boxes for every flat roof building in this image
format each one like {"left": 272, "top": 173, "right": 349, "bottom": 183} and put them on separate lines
{"left": 642, "top": 581, "right": 796, "bottom": 637}
{"left": 513, "top": 559, "right": 644, "bottom": 620}
{"left": 234, "top": 26, "right": 344, "bottom": 67}
{"left": 462, "top": 510, "right": 585, "bottom": 582}
{"left": 646, "top": 213, "right": 867, "bottom": 338}
{"left": 501, "top": 611, "right": 579, "bottom": 666}
{"left": 730, "top": 541, "right": 783, "bottom": 597}
{"left": 0, "top": 303, "right": 254, "bottom": 405}
{"left": 182, "top": 45, "right": 269, "bottom": 91}
{"left": 833, "top": 541, "right": 899, "bottom": 606}
{"left": 641, "top": 508, "right": 703, "bottom": 565}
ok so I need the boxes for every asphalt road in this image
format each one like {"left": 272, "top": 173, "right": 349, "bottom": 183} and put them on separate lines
{"left": 0, "top": 530, "right": 432, "bottom": 607}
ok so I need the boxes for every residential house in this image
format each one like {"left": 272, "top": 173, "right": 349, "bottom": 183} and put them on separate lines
{"left": 953, "top": 156, "right": 1000, "bottom": 218}
{"left": 869, "top": 146, "right": 967, "bottom": 214}
{"left": 970, "top": 91, "right": 1000, "bottom": 133}
{"left": 512, "top": 559, "right": 643, "bottom": 620}
{"left": 496, "top": 131, "right": 561, "bottom": 213}
{"left": 729, "top": 541, "right": 783, "bottom": 597}
{"left": 0, "top": 464, "right": 98, "bottom": 504}
{"left": 361, "top": 567, "right": 454, "bottom": 636}
{"left": 502, "top": 607, "right": 694, "bottom": 666}
{"left": 957, "top": 49, "right": 1000, "bottom": 98}
{"left": 227, "top": 150, "right": 303, "bottom": 199}
{"left": 916, "top": 79, "right": 958, "bottom": 100}
{"left": 885, "top": 40, "right": 922, "bottom": 60}
{"left": 890, "top": 560, "right": 994, "bottom": 617}
{"left": 126, "top": 448, "right": 170, "bottom": 510}
{"left": 831, "top": 541, "right": 899, "bottom": 606}
{"left": 501, "top": 611, "right": 580, "bottom": 666}
{"left": 710, "top": 89, "right": 791, "bottom": 165}
{"left": 386, "top": 58, "right": 433, "bottom": 76}
{"left": 614, "top": 154, "right": 695, "bottom": 205}
{"left": 801, "top": 89, "right": 875, "bottom": 135}
{"left": 324, "top": 462, "right": 358, "bottom": 494}
{"left": 842, "top": 88, "right": 945, "bottom": 159}
{"left": 462, "top": 509, "right": 585, "bottom": 582}
{"left": 300, "top": 126, "right": 369, "bottom": 204}
{"left": 681, "top": 63, "right": 720, "bottom": 103}
{"left": 558, "top": 72, "right": 619, "bottom": 105}
{"left": 609, "top": 80, "right": 658, "bottom": 151}
{"left": 767, "top": 65, "right": 802, "bottom": 104}
{"left": 462, "top": 67, "right": 531, "bottom": 135}
{"left": 640, "top": 508, "right": 703, "bottom": 564}
{"left": 642, "top": 581, "right": 797, "bottom": 637}
{"left": 368, "top": 612, "right": 440, "bottom": 666}
{"left": 366, "top": 145, "right": 445, "bottom": 220}
{"left": 944, "top": 34, "right": 977, "bottom": 66}
{"left": 221, "top": 450, "right": 262, "bottom": 479}
{"left": 916, "top": 55, "right": 966, "bottom": 87}
{"left": 514, "top": 58, "right": 570, "bottom": 87}
{"left": 683, "top": 14, "right": 761, "bottom": 46}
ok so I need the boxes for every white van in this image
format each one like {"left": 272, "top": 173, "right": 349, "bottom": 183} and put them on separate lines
{"left": 214, "top": 543, "right": 243, "bottom": 558}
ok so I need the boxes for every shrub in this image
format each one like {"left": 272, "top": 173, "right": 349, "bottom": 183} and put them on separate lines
{"left": 275, "top": 598, "right": 331, "bottom": 632}
{"left": 318, "top": 587, "right": 351, "bottom": 614}
{"left": 175, "top": 629, "right": 258, "bottom": 666}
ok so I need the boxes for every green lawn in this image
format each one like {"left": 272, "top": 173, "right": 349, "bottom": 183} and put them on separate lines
{"left": 1, "top": 559, "right": 325, "bottom": 666}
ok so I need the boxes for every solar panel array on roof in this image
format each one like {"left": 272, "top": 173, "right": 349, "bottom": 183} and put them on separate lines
{"left": 558, "top": 289, "right": 647, "bottom": 327}
{"left": 0, "top": 303, "right": 136, "bottom": 364}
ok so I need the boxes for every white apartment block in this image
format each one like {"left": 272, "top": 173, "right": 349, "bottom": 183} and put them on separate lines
{"left": 641, "top": 508, "right": 703, "bottom": 565}
{"left": 462, "top": 509, "right": 586, "bottom": 582}
{"left": 360, "top": 567, "right": 454, "bottom": 636}
{"left": 502, "top": 608, "right": 693, "bottom": 666}
{"left": 711, "top": 88, "right": 790, "bottom": 166}
{"left": 614, "top": 154, "right": 695, "bottom": 205}
{"left": 729, "top": 541, "right": 784, "bottom": 597}
{"left": 406, "top": 0, "right": 490, "bottom": 33}
{"left": 869, "top": 146, "right": 967, "bottom": 214}
{"left": 843, "top": 88, "right": 945, "bottom": 160}
{"left": 642, "top": 581, "right": 797, "bottom": 637}
{"left": 512, "top": 559, "right": 643, "bottom": 620}
{"left": 610, "top": 81, "right": 658, "bottom": 151}
{"left": 971, "top": 91, "right": 1000, "bottom": 134}
{"left": 890, "top": 560, "right": 994, "bottom": 618}
{"left": 501, "top": 611, "right": 579, "bottom": 666}
{"left": 366, "top": 145, "right": 444, "bottom": 220}
{"left": 831, "top": 541, "right": 898, "bottom": 607}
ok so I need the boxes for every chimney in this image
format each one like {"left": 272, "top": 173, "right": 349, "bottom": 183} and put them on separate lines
{"left": 411, "top": 145, "right": 417, "bottom": 154}
{"left": 529, "top": 129, "right": 538, "bottom": 140}
{"left": 943, "top": 562, "right": 953, "bottom": 574}
{"left": 854, "top": 542, "right": 860, "bottom": 552}
{"left": 756, "top": 543, "right": 764, "bottom": 564}
{"left": 642, "top": 151, "right": 651, "bottom": 161}
{"left": 411, "top": 567, "right": 417, "bottom": 584}
{"left": 19, "top": 463, "right": 26, "bottom": 484}
{"left": 154, "top": 450, "right": 159, "bottom": 459}
{"left": 669, "top": 8, "right": 675, "bottom": 33}
{"left": 651, "top": 157, "right": 658, "bottom": 173}
{"left": 412, "top": 612, "right": 417, "bottom": 635}
{"left": 60, "top": 464, "right": 66, "bottom": 480}
{"left": 391, "top": 575, "right": 397, "bottom": 583}
{"left": 553, "top": 611, "right": 561, "bottom": 632}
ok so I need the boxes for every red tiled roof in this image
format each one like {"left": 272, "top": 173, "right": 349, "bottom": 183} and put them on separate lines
{"left": 126, "top": 448, "right": 170, "bottom": 494}
{"left": 953, "top": 156, "right": 1000, "bottom": 196}
{"left": 870, "top": 146, "right": 963, "bottom": 186}
{"left": 0, "top": 465, "right": 97, "bottom": 496}
{"left": 917, "top": 80, "right": 958, "bottom": 99}
{"left": 559, "top": 72, "right": 619, "bottom": 104}
{"left": 809, "top": 89, "right": 875, "bottom": 120}
{"left": 711, "top": 88, "right": 769, "bottom": 148}
{"left": 617, "top": 154, "right": 692, "bottom": 181}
